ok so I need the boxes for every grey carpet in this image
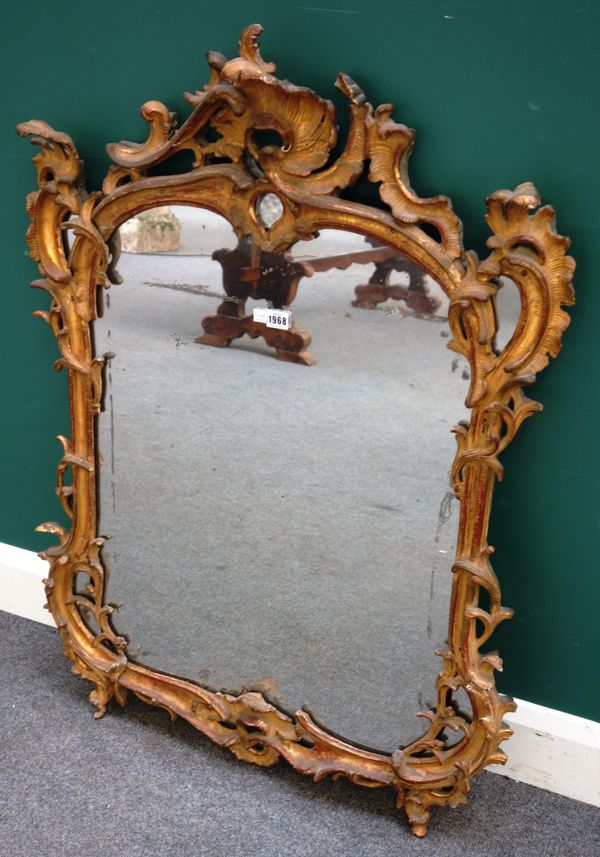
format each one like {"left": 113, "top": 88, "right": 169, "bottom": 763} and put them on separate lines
{"left": 95, "top": 212, "right": 475, "bottom": 751}
{"left": 1, "top": 612, "right": 598, "bottom": 857}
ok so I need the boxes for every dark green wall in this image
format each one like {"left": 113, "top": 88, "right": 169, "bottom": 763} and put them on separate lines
{"left": 2, "top": 1, "right": 598, "bottom": 720}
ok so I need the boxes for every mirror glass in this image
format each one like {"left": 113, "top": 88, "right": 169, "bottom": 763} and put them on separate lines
{"left": 495, "top": 276, "right": 522, "bottom": 353}
{"left": 96, "top": 204, "right": 474, "bottom": 751}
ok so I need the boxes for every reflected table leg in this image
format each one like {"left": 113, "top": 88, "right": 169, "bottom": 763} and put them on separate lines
{"left": 352, "top": 256, "right": 441, "bottom": 317}
{"left": 195, "top": 236, "right": 315, "bottom": 365}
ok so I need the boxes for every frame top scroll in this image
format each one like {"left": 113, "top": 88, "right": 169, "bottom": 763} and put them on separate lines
{"left": 102, "top": 23, "right": 463, "bottom": 260}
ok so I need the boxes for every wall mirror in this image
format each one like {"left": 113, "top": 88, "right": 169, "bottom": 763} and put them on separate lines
{"left": 18, "top": 24, "right": 574, "bottom": 836}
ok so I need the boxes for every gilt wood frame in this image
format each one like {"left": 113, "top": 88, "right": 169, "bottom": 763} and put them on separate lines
{"left": 18, "top": 25, "right": 575, "bottom": 836}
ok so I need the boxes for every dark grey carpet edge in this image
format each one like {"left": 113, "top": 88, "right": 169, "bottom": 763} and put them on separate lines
{"left": 0, "top": 611, "right": 598, "bottom": 857}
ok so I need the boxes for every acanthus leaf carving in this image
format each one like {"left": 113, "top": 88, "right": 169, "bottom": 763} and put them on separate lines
{"left": 106, "top": 84, "right": 246, "bottom": 170}
{"left": 17, "top": 121, "right": 86, "bottom": 283}
{"left": 366, "top": 104, "right": 463, "bottom": 259}
{"left": 485, "top": 183, "right": 575, "bottom": 380}
{"left": 100, "top": 24, "right": 465, "bottom": 266}
{"left": 448, "top": 183, "right": 575, "bottom": 502}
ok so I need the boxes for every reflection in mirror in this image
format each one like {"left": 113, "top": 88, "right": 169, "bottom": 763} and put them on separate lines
{"left": 494, "top": 276, "right": 522, "bottom": 354}
{"left": 255, "top": 193, "right": 284, "bottom": 229}
{"left": 97, "top": 205, "right": 473, "bottom": 751}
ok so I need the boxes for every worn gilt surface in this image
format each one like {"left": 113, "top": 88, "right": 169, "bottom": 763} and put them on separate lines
{"left": 17, "top": 25, "right": 574, "bottom": 837}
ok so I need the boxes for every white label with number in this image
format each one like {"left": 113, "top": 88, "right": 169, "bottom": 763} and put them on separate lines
{"left": 253, "top": 307, "right": 292, "bottom": 330}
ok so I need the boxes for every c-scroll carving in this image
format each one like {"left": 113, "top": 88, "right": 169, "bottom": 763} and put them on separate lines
{"left": 104, "top": 24, "right": 461, "bottom": 261}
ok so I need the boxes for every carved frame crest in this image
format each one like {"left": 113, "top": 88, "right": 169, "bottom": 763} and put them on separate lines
{"left": 18, "top": 25, "right": 575, "bottom": 837}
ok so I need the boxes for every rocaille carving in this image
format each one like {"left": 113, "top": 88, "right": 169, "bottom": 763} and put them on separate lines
{"left": 17, "top": 24, "right": 574, "bottom": 837}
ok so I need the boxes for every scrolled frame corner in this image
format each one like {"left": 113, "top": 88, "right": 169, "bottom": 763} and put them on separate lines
{"left": 17, "top": 24, "right": 575, "bottom": 837}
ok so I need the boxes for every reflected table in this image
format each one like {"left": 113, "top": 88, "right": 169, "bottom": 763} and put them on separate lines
{"left": 197, "top": 237, "right": 441, "bottom": 365}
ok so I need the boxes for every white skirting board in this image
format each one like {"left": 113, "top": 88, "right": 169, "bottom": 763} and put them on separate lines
{"left": 488, "top": 701, "right": 600, "bottom": 806}
{"left": 0, "top": 541, "right": 55, "bottom": 626}
{"left": 1, "top": 540, "right": 598, "bottom": 806}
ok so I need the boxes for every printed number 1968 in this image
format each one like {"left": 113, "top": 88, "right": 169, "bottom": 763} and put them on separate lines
{"left": 253, "top": 307, "right": 292, "bottom": 330}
